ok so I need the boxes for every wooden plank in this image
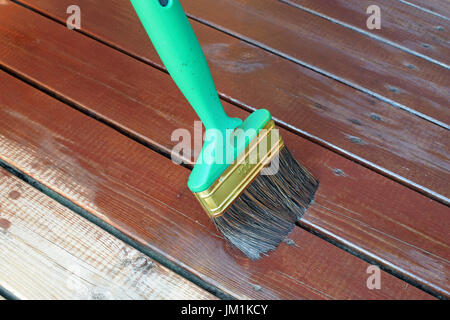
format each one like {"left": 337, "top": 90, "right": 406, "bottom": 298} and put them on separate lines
{"left": 5, "top": 0, "right": 450, "bottom": 204}
{"left": 0, "top": 72, "right": 435, "bottom": 299}
{"left": 401, "top": 0, "right": 450, "bottom": 19}
{"left": 180, "top": 0, "right": 450, "bottom": 125}
{"left": 282, "top": 0, "right": 450, "bottom": 65}
{"left": 0, "top": 3, "right": 448, "bottom": 297}
{"left": 0, "top": 168, "right": 216, "bottom": 300}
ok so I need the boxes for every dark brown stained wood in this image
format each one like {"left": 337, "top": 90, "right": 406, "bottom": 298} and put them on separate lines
{"left": 403, "top": 0, "right": 450, "bottom": 18}
{"left": 0, "top": 72, "right": 436, "bottom": 300}
{"left": 179, "top": 0, "right": 450, "bottom": 126}
{"left": 9, "top": 0, "right": 450, "bottom": 204}
{"left": 0, "top": 168, "right": 217, "bottom": 300}
{"left": 282, "top": 0, "right": 450, "bottom": 65}
{"left": 0, "top": 2, "right": 448, "bottom": 297}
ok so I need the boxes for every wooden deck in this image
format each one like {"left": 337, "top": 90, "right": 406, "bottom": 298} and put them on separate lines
{"left": 0, "top": 0, "right": 448, "bottom": 299}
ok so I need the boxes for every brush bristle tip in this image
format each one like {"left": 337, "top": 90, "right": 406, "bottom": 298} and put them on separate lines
{"left": 212, "top": 147, "right": 319, "bottom": 260}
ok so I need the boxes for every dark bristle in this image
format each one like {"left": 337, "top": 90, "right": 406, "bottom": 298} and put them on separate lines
{"left": 213, "top": 147, "right": 319, "bottom": 260}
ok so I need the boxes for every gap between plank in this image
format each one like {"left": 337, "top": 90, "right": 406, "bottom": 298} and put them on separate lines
{"left": 396, "top": 0, "right": 450, "bottom": 21}
{"left": 184, "top": 14, "right": 450, "bottom": 131}
{"left": 0, "top": 155, "right": 232, "bottom": 300}
{"left": 6, "top": 1, "right": 450, "bottom": 206}
{"left": 1, "top": 56, "right": 448, "bottom": 208}
{"left": 0, "top": 69, "right": 443, "bottom": 300}
{"left": 278, "top": 0, "right": 450, "bottom": 70}
{"left": 297, "top": 221, "right": 446, "bottom": 300}
{"left": 12, "top": 0, "right": 450, "bottom": 131}
{"left": 0, "top": 64, "right": 191, "bottom": 171}
{"left": 0, "top": 286, "right": 19, "bottom": 300}
{"left": 0, "top": 139, "right": 442, "bottom": 300}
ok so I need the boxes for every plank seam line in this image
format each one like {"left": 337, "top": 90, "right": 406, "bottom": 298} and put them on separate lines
{"left": 11, "top": 0, "right": 450, "bottom": 132}
{"left": 8, "top": 0, "right": 193, "bottom": 165}
{"left": 9, "top": 0, "right": 170, "bottom": 74}
{"left": 314, "top": 198, "right": 450, "bottom": 262}
{"left": 0, "top": 151, "right": 443, "bottom": 300}
{"left": 0, "top": 155, "right": 232, "bottom": 300}
{"left": 5, "top": 1, "right": 448, "bottom": 300}
{"left": 1, "top": 54, "right": 449, "bottom": 208}
{"left": 0, "top": 69, "right": 443, "bottom": 301}
{"left": 272, "top": 112, "right": 449, "bottom": 206}
{"left": 185, "top": 14, "right": 450, "bottom": 131}
{"left": 8, "top": 1, "right": 450, "bottom": 206}
{"left": 396, "top": 0, "right": 450, "bottom": 21}
{"left": 0, "top": 62, "right": 191, "bottom": 170}
{"left": 297, "top": 221, "right": 446, "bottom": 299}
{"left": 279, "top": 0, "right": 450, "bottom": 70}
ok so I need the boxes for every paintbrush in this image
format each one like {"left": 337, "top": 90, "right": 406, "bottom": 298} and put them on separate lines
{"left": 131, "top": 0, "right": 318, "bottom": 259}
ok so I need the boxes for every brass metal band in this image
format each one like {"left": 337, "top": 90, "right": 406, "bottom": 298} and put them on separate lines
{"left": 194, "top": 120, "right": 285, "bottom": 218}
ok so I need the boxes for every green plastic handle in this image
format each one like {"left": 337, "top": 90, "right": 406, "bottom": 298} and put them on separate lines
{"left": 131, "top": 0, "right": 271, "bottom": 192}
{"left": 130, "top": 0, "right": 241, "bottom": 132}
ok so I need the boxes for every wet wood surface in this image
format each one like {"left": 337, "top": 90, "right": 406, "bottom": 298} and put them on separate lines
{"left": 403, "top": 0, "right": 450, "bottom": 18}
{"left": 1, "top": 1, "right": 449, "bottom": 297}
{"left": 0, "top": 168, "right": 216, "bottom": 300}
{"left": 282, "top": 0, "right": 450, "bottom": 65}
{"left": 14, "top": 0, "right": 450, "bottom": 204}
{"left": 0, "top": 0, "right": 448, "bottom": 299}
{"left": 0, "top": 71, "right": 435, "bottom": 299}
{"left": 179, "top": 0, "right": 450, "bottom": 125}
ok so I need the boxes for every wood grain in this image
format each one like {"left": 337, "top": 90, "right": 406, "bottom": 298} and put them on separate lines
{"left": 0, "top": 168, "right": 216, "bottom": 300}
{"left": 0, "top": 71, "right": 435, "bottom": 299}
{"left": 6, "top": 0, "right": 450, "bottom": 203}
{"left": 282, "top": 0, "right": 450, "bottom": 65}
{"left": 182, "top": 0, "right": 450, "bottom": 126}
{"left": 402, "top": 0, "right": 450, "bottom": 19}
{"left": 0, "top": 3, "right": 448, "bottom": 297}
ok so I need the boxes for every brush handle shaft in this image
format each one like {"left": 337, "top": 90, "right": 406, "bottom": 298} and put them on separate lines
{"left": 130, "top": 0, "right": 241, "bottom": 131}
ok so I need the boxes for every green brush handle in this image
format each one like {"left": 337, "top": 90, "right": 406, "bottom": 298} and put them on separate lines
{"left": 131, "top": 0, "right": 271, "bottom": 193}
{"left": 130, "top": 0, "right": 241, "bottom": 132}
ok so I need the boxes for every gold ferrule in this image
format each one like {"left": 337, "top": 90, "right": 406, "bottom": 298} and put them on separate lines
{"left": 194, "top": 120, "right": 284, "bottom": 218}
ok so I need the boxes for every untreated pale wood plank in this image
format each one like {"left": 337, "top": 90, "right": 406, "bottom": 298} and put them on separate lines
{"left": 0, "top": 168, "right": 216, "bottom": 300}
{"left": 0, "top": 3, "right": 447, "bottom": 297}
{"left": 282, "top": 0, "right": 450, "bottom": 65}
{"left": 0, "top": 71, "right": 435, "bottom": 299}
{"left": 5, "top": 0, "right": 450, "bottom": 204}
